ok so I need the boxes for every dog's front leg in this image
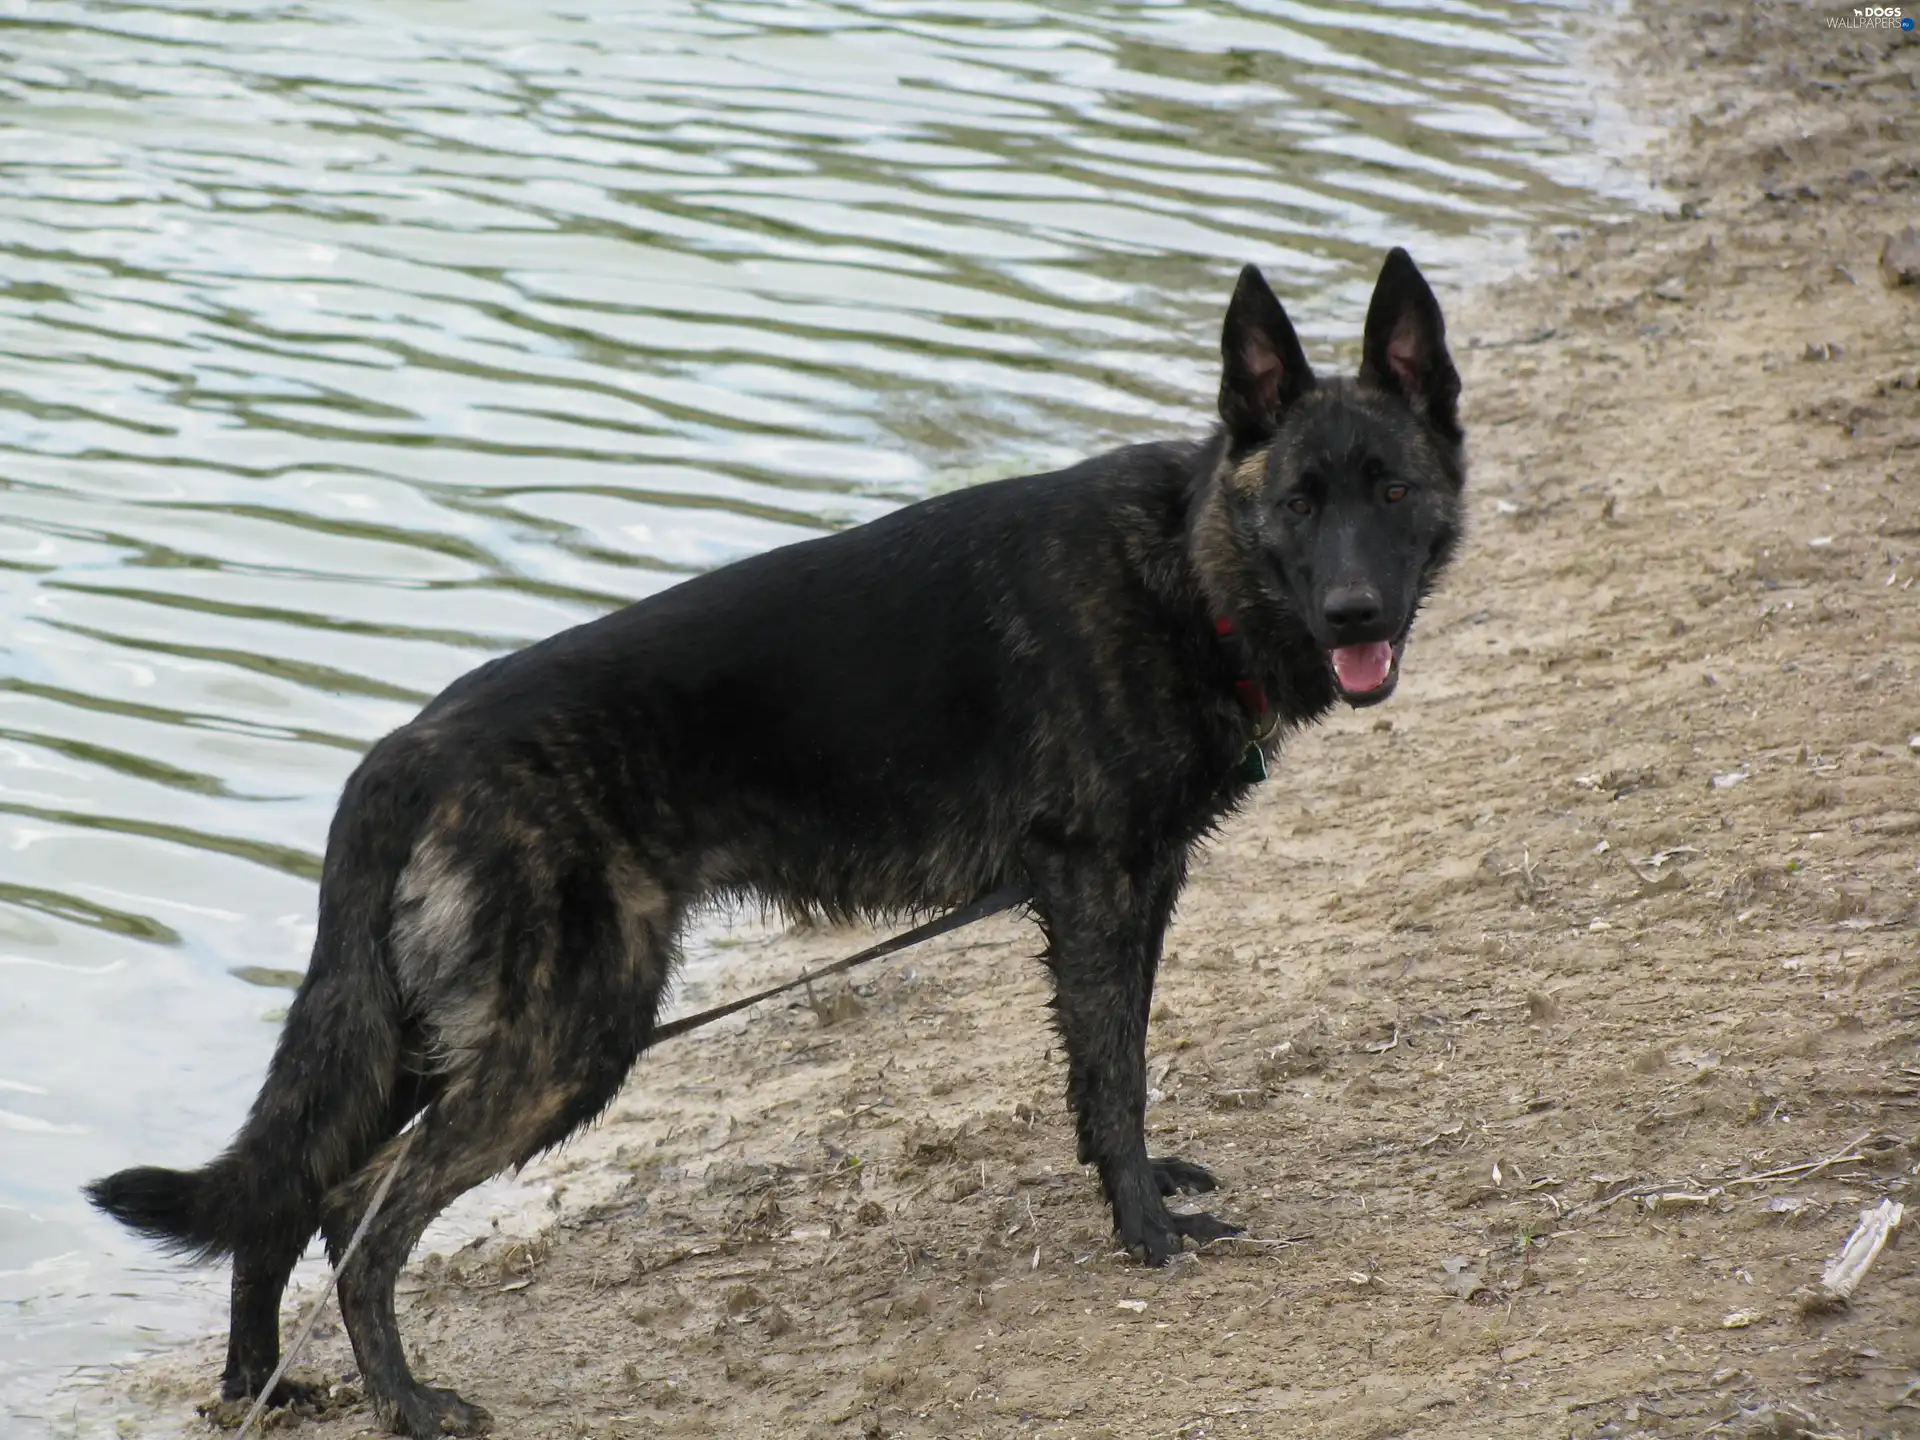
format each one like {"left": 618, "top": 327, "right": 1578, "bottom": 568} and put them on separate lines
{"left": 1025, "top": 838, "right": 1242, "bottom": 1265}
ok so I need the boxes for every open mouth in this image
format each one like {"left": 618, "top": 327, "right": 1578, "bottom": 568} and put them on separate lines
{"left": 1326, "top": 638, "right": 1404, "bottom": 707}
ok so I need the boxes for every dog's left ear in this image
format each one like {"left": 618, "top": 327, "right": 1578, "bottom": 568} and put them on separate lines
{"left": 1219, "top": 264, "right": 1314, "bottom": 452}
{"left": 1359, "top": 248, "right": 1461, "bottom": 443}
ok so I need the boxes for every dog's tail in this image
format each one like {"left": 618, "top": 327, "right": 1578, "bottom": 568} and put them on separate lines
{"left": 86, "top": 746, "right": 432, "bottom": 1261}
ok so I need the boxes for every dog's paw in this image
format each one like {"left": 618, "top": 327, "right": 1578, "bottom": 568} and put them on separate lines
{"left": 1167, "top": 1209, "right": 1244, "bottom": 1247}
{"left": 1117, "top": 1215, "right": 1184, "bottom": 1268}
{"left": 1150, "top": 1156, "right": 1220, "bottom": 1196}
{"left": 376, "top": 1383, "right": 492, "bottom": 1438}
{"left": 1117, "top": 1207, "right": 1244, "bottom": 1266}
{"left": 215, "top": 1374, "right": 328, "bottom": 1420}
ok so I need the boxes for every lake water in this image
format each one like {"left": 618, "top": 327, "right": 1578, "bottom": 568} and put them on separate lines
{"left": 0, "top": 0, "right": 1649, "bottom": 1428}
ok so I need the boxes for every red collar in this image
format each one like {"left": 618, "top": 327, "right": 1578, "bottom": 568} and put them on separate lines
{"left": 1213, "top": 614, "right": 1276, "bottom": 784}
{"left": 1212, "top": 615, "right": 1271, "bottom": 724}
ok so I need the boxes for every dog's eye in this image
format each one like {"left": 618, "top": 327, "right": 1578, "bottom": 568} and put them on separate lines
{"left": 1284, "top": 494, "right": 1313, "bottom": 516}
{"left": 1382, "top": 482, "right": 1409, "bottom": 503}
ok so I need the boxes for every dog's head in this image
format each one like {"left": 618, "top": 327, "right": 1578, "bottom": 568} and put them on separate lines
{"left": 1210, "top": 248, "right": 1465, "bottom": 707}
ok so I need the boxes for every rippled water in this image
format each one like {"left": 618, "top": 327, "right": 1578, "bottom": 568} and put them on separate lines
{"left": 0, "top": 0, "right": 1645, "bottom": 1425}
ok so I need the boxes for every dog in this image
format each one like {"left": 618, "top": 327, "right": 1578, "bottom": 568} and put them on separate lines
{"left": 88, "top": 248, "right": 1464, "bottom": 1437}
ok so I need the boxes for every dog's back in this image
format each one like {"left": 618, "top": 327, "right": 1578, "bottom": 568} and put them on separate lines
{"left": 405, "top": 438, "right": 1223, "bottom": 916}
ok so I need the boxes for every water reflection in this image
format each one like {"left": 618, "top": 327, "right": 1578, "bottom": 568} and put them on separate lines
{"left": 0, "top": 0, "right": 1642, "bottom": 1425}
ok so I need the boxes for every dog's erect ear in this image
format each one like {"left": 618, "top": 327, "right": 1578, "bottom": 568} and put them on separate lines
{"left": 1359, "top": 248, "right": 1460, "bottom": 442}
{"left": 1219, "top": 264, "right": 1314, "bottom": 451}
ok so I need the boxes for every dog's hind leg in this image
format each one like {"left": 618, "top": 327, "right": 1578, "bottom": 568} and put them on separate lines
{"left": 326, "top": 1029, "right": 660, "bottom": 1437}
{"left": 223, "top": 1229, "right": 320, "bottom": 1406}
{"left": 1024, "top": 834, "right": 1242, "bottom": 1266}
{"left": 324, "top": 858, "right": 673, "bottom": 1438}
{"left": 223, "top": 1041, "right": 443, "bottom": 1407}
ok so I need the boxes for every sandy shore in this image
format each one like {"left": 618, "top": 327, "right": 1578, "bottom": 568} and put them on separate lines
{"left": 85, "top": 3, "right": 1920, "bottom": 1436}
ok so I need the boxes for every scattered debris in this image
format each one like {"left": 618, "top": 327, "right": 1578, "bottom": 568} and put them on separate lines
{"left": 1882, "top": 225, "right": 1920, "bottom": 287}
{"left": 1257, "top": 1024, "right": 1329, "bottom": 1082}
{"left": 1208, "top": 1088, "right": 1267, "bottom": 1110}
{"left": 723, "top": 1283, "right": 767, "bottom": 1318}
{"left": 1721, "top": 1307, "right": 1763, "bottom": 1329}
{"left": 1711, "top": 1399, "right": 1842, "bottom": 1438}
{"left": 1116, "top": 1298, "right": 1147, "bottom": 1313}
{"left": 1723, "top": 1131, "right": 1875, "bottom": 1189}
{"left": 1206, "top": 1234, "right": 1312, "bottom": 1253}
{"left": 1643, "top": 846, "right": 1698, "bottom": 868}
{"left": 1146, "top": 1054, "right": 1177, "bottom": 1105}
{"left": 1628, "top": 864, "right": 1688, "bottom": 899}
{"left": 806, "top": 976, "right": 866, "bottom": 1027}
{"left": 1797, "top": 1199, "right": 1904, "bottom": 1313}
{"left": 1644, "top": 1190, "right": 1717, "bottom": 1214}
{"left": 1440, "top": 1254, "right": 1486, "bottom": 1301}
{"left": 1499, "top": 846, "right": 1544, "bottom": 903}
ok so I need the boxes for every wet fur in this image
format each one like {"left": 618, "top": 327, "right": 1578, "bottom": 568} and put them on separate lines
{"left": 86, "top": 249, "right": 1465, "bottom": 1437}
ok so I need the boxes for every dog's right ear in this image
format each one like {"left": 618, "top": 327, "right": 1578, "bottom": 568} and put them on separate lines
{"left": 1358, "top": 248, "right": 1460, "bottom": 443}
{"left": 1218, "top": 264, "right": 1314, "bottom": 452}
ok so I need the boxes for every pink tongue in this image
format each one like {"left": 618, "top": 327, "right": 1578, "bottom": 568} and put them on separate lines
{"left": 1329, "top": 642, "right": 1394, "bottom": 694}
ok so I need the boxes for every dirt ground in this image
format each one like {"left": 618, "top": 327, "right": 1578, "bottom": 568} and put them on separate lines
{"left": 98, "top": 3, "right": 1920, "bottom": 1436}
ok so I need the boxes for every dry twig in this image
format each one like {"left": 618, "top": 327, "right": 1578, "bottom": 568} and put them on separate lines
{"left": 1721, "top": 1130, "right": 1875, "bottom": 1190}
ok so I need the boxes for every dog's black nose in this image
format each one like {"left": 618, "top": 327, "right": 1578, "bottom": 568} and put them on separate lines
{"left": 1323, "top": 584, "right": 1384, "bottom": 636}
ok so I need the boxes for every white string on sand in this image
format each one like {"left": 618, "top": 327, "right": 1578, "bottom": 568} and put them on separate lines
{"left": 235, "top": 1125, "right": 419, "bottom": 1440}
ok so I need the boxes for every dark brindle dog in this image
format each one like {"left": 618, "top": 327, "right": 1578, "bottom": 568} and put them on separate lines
{"left": 89, "top": 248, "right": 1464, "bottom": 1436}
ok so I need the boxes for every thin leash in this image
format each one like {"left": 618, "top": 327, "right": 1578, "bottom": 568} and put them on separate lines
{"left": 233, "top": 885, "right": 1028, "bottom": 1435}
{"left": 652, "top": 884, "right": 1029, "bottom": 1042}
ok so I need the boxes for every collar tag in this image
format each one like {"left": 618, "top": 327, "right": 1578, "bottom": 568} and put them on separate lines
{"left": 1237, "top": 740, "right": 1268, "bottom": 785}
